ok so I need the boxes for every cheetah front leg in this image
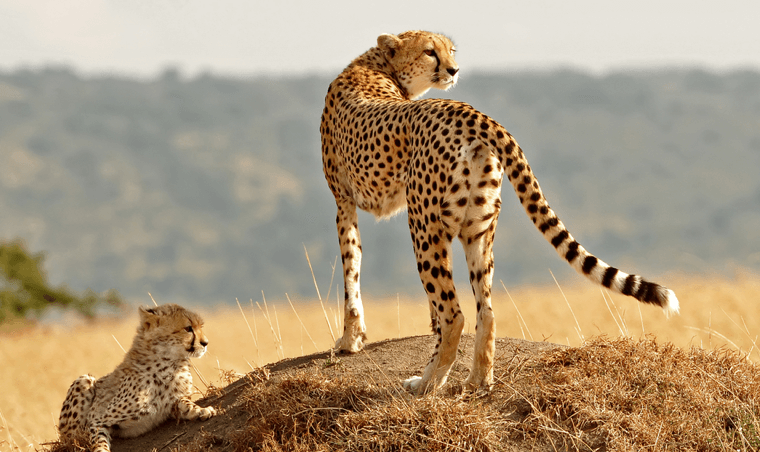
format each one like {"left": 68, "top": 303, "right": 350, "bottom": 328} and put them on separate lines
{"left": 333, "top": 197, "right": 367, "bottom": 353}
{"left": 402, "top": 222, "right": 465, "bottom": 394}
{"left": 174, "top": 396, "right": 217, "bottom": 421}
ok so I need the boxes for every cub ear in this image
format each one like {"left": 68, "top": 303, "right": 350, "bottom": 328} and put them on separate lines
{"left": 377, "top": 33, "right": 402, "bottom": 58}
{"left": 139, "top": 305, "right": 160, "bottom": 330}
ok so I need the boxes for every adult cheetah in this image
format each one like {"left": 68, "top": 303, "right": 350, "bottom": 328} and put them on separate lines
{"left": 320, "top": 30, "right": 679, "bottom": 394}
{"left": 57, "top": 304, "right": 216, "bottom": 451}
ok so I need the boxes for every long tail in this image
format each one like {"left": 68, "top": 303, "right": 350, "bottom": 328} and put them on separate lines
{"left": 498, "top": 133, "right": 679, "bottom": 317}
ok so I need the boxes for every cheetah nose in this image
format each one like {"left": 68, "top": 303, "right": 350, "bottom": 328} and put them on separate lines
{"left": 447, "top": 67, "right": 459, "bottom": 76}
{"left": 200, "top": 338, "right": 208, "bottom": 347}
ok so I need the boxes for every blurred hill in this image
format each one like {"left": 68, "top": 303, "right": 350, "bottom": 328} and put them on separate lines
{"left": 0, "top": 68, "right": 758, "bottom": 306}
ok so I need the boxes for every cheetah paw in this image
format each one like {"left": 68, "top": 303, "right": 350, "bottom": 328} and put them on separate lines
{"left": 334, "top": 333, "right": 365, "bottom": 354}
{"left": 402, "top": 376, "right": 423, "bottom": 393}
{"left": 199, "top": 406, "right": 217, "bottom": 420}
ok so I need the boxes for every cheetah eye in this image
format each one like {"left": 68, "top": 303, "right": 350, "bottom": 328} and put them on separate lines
{"left": 450, "top": 48, "right": 456, "bottom": 55}
{"left": 423, "top": 49, "right": 435, "bottom": 57}
{"left": 185, "top": 326, "right": 193, "bottom": 333}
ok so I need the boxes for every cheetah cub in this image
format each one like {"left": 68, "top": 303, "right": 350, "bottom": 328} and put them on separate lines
{"left": 57, "top": 304, "right": 217, "bottom": 451}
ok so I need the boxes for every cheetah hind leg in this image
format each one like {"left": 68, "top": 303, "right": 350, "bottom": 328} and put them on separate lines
{"left": 460, "top": 225, "right": 498, "bottom": 391}
{"left": 402, "top": 233, "right": 465, "bottom": 394}
{"left": 58, "top": 374, "right": 96, "bottom": 445}
{"left": 401, "top": 294, "right": 465, "bottom": 395}
{"left": 460, "top": 145, "right": 501, "bottom": 391}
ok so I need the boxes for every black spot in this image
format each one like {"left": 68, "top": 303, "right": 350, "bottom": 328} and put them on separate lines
{"left": 601, "top": 267, "right": 618, "bottom": 288}
{"left": 551, "top": 230, "right": 569, "bottom": 248}
{"left": 539, "top": 217, "right": 559, "bottom": 233}
{"left": 622, "top": 275, "right": 637, "bottom": 296}
{"left": 426, "top": 282, "right": 435, "bottom": 293}
{"left": 565, "top": 241, "right": 579, "bottom": 263}
{"left": 582, "top": 256, "right": 598, "bottom": 274}
{"left": 635, "top": 281, "right": 657, "bottom": 303}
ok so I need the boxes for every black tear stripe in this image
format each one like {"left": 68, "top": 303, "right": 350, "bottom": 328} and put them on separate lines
{"left": 582, "top": 255, "right": 598, "bottom": 274}
{"left": 601, "top": 267, "right": 618, "bottom": 288}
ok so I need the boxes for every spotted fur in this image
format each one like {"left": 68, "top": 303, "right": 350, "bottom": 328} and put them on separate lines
{"left": 57, "top": 304, "right": 217, "bottom": 451}
{"left": 321, "top": 30, "right": 679, "bottom": 394}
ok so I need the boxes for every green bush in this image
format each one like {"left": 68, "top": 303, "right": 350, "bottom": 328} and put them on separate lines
{"left": 0, "top": 239, "right": 124, "bottom": 324}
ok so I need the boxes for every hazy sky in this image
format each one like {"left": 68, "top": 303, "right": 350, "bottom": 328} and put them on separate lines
{"left": 1, "top": 0, "right": 759, "bottom": 77}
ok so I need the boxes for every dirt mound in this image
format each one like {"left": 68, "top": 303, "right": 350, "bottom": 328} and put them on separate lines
{"left": 51, "top": 334, "right": 760, "bottom": 451}
{"left": 102, "top": 335, "right": 554, "bottom": 451}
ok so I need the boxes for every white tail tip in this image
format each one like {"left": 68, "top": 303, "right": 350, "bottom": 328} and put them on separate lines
{"left": 662, "top": 289, "right": 680, "bottom": 318}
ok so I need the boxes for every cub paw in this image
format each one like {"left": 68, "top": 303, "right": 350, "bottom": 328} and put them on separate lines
{"left": 199, "top": 406, "right": 217, "bottom": 421}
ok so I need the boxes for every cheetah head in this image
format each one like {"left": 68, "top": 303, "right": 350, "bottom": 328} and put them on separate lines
{"left": 377, "top": 30, "right": 459, "bottom": 100}
{"left": 137, "top": 304, "right": 209, "bottom": 360}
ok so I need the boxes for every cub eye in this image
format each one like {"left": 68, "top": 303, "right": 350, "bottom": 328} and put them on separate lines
{"left": 423, "top": 49, "right": 435, "bottom": 57}
{"left": 450, "top": 48, "right": 456, "bottom": 55}
{"left": 185, "top": 326, "right": 193, "bottom": 333}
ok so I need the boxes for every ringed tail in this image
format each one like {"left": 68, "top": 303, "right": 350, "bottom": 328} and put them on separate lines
{"left": 499, "top": 135, "right": 679, "bottom": 317}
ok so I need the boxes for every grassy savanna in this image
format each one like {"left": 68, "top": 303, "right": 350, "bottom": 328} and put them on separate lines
{"left": 1, "top": 271, "right": 759, "bottom": 450}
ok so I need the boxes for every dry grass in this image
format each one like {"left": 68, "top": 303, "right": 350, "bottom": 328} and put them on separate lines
{"left": 172, "top": 335, "right": 760, "bottom": 452}
{"left": 516, "top": 337, "right": 760, "bottom": 450}
{"left": 1, "top": 270, "right": 759, "bottom": 450}
{"left": 229, "top": 372, "right": 502, "bottom": 451}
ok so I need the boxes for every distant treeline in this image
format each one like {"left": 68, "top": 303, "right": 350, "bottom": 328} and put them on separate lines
{"left": 0, "top": 68, "right": 757, "bottom": 306}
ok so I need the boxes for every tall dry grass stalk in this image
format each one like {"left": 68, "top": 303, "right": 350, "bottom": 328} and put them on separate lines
{"left": 304, "top": 246, "right": 336, "bottom": 343}
{"left": 285, "top": 294, "right": 318, "bottom": 352}
{"left": 1, "top": 271, "right": 759, "bottom": 448}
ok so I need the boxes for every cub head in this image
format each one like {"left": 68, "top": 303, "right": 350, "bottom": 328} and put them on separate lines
{"left": 137, "top": 303, "right": 209, "bottom": 359}
{"left": 377, "top": 30, "right": 459, "bottom": 100}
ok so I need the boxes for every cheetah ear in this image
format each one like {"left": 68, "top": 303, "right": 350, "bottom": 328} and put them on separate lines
{"left": 139, "top": 305, "right": 160, "bottom": 330}
{"left": 377, "top": 33, "right": 402, "bottom": 59}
